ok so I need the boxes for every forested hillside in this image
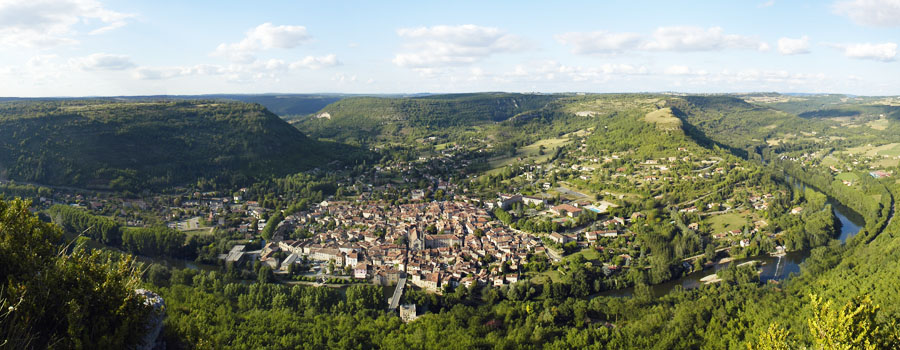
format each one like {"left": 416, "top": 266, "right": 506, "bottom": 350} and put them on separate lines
{"left": 198, "top": 94, "right": 347, "bottom": 118}
{"left": 297, "top": 93, "right": 564, "bottom": 144}
{"left": 664, "top": 95, "right": 825, "bottom": 154}
{"left": 0, "top": 100, "right": 367, "bottom": 191}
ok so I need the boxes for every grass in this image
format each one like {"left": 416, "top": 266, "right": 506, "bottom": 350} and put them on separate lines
{"left": 531, "top": 270, "right": 562, "bottom": 284}
{"left": 644, "top": 108, "right": 683, "bottom": 131}
{"left": 867, "top": 118, "right": 890, "bottom": 131}
{"left": 845, "top": 143, "right": 900, "bottom": 157}
{"left": 530, "top": 248, "right": 604, "bottom": 284}
{"left": 184, "top": 227, "right": 215, "bottom": 238}
{"left": 820, "top": 155, "right": 841, "bottom": 167}
{"left": 565, "top": 247, "right": 602, "bottom": 262}
{"left": 836, "top": 172, "right": 861, "bottom": 182}
{"left": 873, "top": 158, "right": 899, "bottom": 168}
{"left": 705, "top": 211, "right": 752, "bottom": 233}
{"left": 876, "top": 143, "right": 900, "bottom": 157}
{"left": 486, "top": 137, "right": 572, "bottom": 174}
{"left": 434, "top": 142, "right": 455, "bottom": 151}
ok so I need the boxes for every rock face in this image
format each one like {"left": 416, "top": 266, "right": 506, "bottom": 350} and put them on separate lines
{"left": 135, "top": 289, "right": 166, "bottom": 350}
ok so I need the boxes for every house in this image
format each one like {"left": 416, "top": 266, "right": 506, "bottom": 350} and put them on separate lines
{"left": 522, "top": 196, "right": 546, "bottom": 207}
{"left": 548, "top": 232, "right": 573, "bottom": 244}
{"left": 223, "top": 245, "right": 246, "bottom": 264}
{"left": 599, "top": 230, "right": 619, "bottom": 238}
{"left": 791, "top": 207, "right": 803, "bottom": 215}
{"left": 399, "top": 304, "right": 418, "bottom": 323}
{"left": 551, "top": 204, "right": 582, "bottom": 217}
{"left": 425, "top": 234, "right": 460, "bottom": 248}
{"left": 870, "top": 170, "right": 891, "bottom": 179}
{"left": 310, "top": 248, "right": 345, "bottom": 265}
{"left": 423, "top": 273, "right": 441, "bottom": 292}
{"left": 354, "top": 263, "right": 369, "bottom": 279}
{"left": 497, "top": 194, "right": 523, "bottom": 210}
{"left": 346, "top": 252, "right": 360, "bottom": 267}
{"left": 385, "top": 269, "right": 402, "bottom": 285}
{"left": 280, "top": 253, "right": 299, "bottom": 271}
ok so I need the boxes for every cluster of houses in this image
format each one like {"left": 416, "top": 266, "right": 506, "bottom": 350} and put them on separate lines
{"left": 233, "top": 198, "right": 545, "bottom": 293}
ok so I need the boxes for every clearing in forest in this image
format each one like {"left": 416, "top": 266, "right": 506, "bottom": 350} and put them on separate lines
{"left": 644, "top": 108, "right": 683, "bottom": 131}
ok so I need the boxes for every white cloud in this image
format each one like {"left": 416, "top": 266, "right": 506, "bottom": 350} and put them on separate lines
{"left": 558, "top": 26, "right": 767, "bottom": 55}
{"left": 393, "top": 24, "right": 527, "bottom": 68}
{"left": 0, "top": 0, "right": 132, "bottom": 47}
{"left": 778, "top": 36, "right": 811, "bottom": 55}
{"left": 288, "top": 54, "right": 340, "bottom": 70}
{"left": 664, "top": 65, "right": 708, "bottom": 76}
{"left": 663, "top": 66, "right": 828, "bottom": 88}
{"left": 837, "top": 42, "right": 898, "bottom": 61}
{"left": 133, "top": 54, "right": 338, "bottom": 81}
{"left": 213, "top": 23, "right": 310, "bottom": 62}
{"left": 759, "top": 0, "right": 776, "bottom": 8}
{"left": 71, "top": 53, "right": 135, "bottom": 70}
{"left": 0, "top": 55, "right": 69, "bottom": 87}
{"left": 133, "top": 67, "right": 184, "bottom": 80}
{"left": 833, "top": 0, "right": 900, "bottom": 27}
{"left": 642, "top": 26, "right": 765, "bottom": 52}
{"left": 332, "top": 73, "right": 357, "bottom": 83}
{"left": 500, "top": 60, "right": 648, "bottom": 83}
{"left": 555, "top": 31, "right": 642, "bottom": 54}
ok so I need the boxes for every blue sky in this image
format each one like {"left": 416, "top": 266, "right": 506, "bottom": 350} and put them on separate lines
{"left": 1, "top": 0, "right": 899, "bottom": 96}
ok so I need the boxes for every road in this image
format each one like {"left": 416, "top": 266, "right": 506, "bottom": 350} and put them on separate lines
{"left": 681, "top": 247, "right": 731, "bottom": 262}
{"left": 545, "top": 247, "right": 564, "bottom": 261}
{"left": 0, "top": 178, "right": 112, "bottom": 194}
{"left": 387, "top": 277, "right": 407, "bottom": 311}
{"left": 555, "top": 186, "right": 591, "bottom": 199}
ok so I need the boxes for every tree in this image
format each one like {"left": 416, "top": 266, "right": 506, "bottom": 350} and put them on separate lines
{"left": 262, "top": 210, "right": 284, "bottom": 240}
{"left": 749, "top": 323, "right": 793, "bottom": 350}
{"left": 0, "top": 198, "right": 152, "bottom": 349}
{"left": 807, "top": 294, "right": 881, "bottom": 350}
{"left": 145, "top": 264, "right": 172, "bottom": 287}
{"left": 258, "top": 266, "right": 274, "bottom": 284}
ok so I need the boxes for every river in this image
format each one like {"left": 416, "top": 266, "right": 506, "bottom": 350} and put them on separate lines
{"left": 598, "top": 177, "right": 864, "bottom": 298}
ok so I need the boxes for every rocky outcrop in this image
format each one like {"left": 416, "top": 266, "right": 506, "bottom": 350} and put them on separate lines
{"left": 135, "top": 289, "right": 166, "bottom": 350}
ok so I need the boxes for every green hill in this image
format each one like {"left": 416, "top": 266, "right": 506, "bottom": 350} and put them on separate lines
{"left": 297, "top": 93, "right": 563, "bottom": 144}
{"left": 188, "top": 94, "right": 347, "bottom": 118}
{"left": 0, "top": 100, "right": 363, "bottom": 191}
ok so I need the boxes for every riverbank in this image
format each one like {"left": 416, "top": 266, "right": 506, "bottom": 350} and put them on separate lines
{"left": 596, "top": 176, "right": 865, "bottom": 298}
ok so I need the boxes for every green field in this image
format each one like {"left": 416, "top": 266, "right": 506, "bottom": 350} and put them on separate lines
{"left": 565, "top": 247, "right": 602, "bottom": 262}
{"left": 820, "top": 155, "right": 841, "bottom": 167}
{"left": 530, "top": 270, "right": 562, "bottom": 284}
{"left": 836, "top": 172, "right": 861, "bottom": 182}
{"left": 867, "top": 117, "right": 890, "bottom": 130}
{"left": 434, "top": 142, "right": 455, "bottom": 151}
{"left": 873, "top": 158, "right": 899, "bottom": 168}
{"left": 487, "top": 137, "right": 572, "bottom": 174}
{"left": 705, "top": 211, "right": 752, "bottom": 233}
{"left": 184, "top": 227, "right": 215, "bottom": 238}
{"left": 845, "top": 143, "right": 900, "bottom": 157}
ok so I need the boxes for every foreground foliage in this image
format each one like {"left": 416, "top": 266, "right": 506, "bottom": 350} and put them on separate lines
{"left": 0, "top": 199, "right": 151, "bottom": 349}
